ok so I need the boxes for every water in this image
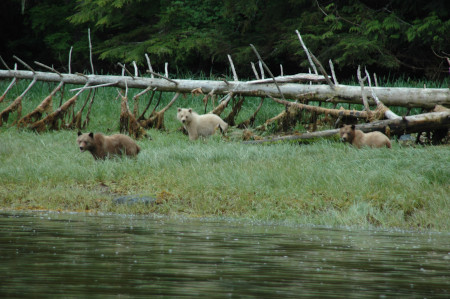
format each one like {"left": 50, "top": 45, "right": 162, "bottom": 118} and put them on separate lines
{"left": 0, "top": 211, "right": 449, "bottom": 298}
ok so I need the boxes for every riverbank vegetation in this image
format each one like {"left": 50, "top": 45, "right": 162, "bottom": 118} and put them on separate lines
{"left": 1, "top": 80, "right": 449, "bottom": 232}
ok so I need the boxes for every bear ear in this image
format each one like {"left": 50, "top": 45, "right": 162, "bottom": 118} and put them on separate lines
{"left": 89, "top": 132, "right": 94, "bottom": 138}
{"left": 77, "top": 131, "right": 82, "bottom": 136}
{"left": 177, "top": 108, "right": 181, "bottom": 112}
{"left": 188, "top": 108, "right": 192, "bottom": 113}
{"left": 351, "top": 124, "right": 356, "bottom": 130}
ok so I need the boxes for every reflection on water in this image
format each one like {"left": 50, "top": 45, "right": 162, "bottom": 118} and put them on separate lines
{"left": 0, "top": 211, "right": 449, "bottom": 298}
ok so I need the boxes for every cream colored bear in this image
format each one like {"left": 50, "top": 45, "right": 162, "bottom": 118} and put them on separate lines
{"left": 339, "top": 124, "right": 391, "bottom": 148}
{"left": 177, "top": 108, "right": 228, "bottom": 140}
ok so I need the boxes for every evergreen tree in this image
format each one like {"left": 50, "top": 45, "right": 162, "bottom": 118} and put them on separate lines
{"left": 1, "top": 0, "right": 449, "bottom": 79}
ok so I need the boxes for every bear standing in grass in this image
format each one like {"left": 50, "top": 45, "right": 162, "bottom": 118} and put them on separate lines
{"left": 77, "top": 132, "right": 140, "bottom": 160}
{"left": 339, "top": 124, "right": 391, "bottom": 149}
{"left": 177, "top": 108, "right": 228, "bottom": 140}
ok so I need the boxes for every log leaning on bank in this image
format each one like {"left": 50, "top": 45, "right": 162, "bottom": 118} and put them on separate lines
{"left": 243, "top": 110, "right": 450, "bottom": 144}
{"left": 1, "top": 69, "right": 449, "bottom": 109}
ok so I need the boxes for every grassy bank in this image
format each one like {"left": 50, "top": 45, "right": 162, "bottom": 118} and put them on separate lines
{"left": 1, "top": 129, "right": 449, "bottom": 231}
{"left": 0, "top": 80, "right": 449, "bottom": 231}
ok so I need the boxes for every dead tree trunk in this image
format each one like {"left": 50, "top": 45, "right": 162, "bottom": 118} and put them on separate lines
{"left": 1, "top": 70, "right": 449, "bottom": 109}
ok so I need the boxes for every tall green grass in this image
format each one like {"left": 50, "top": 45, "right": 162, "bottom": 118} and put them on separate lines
{"left": 0, "top": 79, "right": 449, "bottom": 231}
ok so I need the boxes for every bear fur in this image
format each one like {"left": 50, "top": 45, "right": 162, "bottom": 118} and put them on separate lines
{"left": 77, "top": 131, "right": 140, "bottom": 160}
{"left": 339, "top": 124, "right": 391, "bottom": 149}
{"left": 177, "top": 108, "right": 228, "bottom": 140}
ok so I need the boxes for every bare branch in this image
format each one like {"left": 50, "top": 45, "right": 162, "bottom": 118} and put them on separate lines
{"left": 0, "top": 56, "right": 11, "bottom": 70}
{"left": 68, "top": 46, "right": 73, "bottom": 74}
{"left": 88, "top": 28, "right": 94, "bottom": 74}
{"left": 74, "top": 83, "right": 90, "bottom": 97}
{"left": 145, "top": 53, "right": 154, "bottom": 78}
{"left": 328, "top": 59, "right": 339, "bottom": 85}
{"left": 309, "top": 52, "right": 335, "bottom": 89}
{"left": 13, "top": 56, "right": 35, "bottom": 73}
{"left": 19, "top": 77, "right": 38, "bottom": 98}
{"left": 117, "top": 62, "right": 135, "bottom": 79}
{"left": 75, "top": 72, "right": 88, "bottom": 79}
{"left": 227, "top": 54, "right": 238, "bottom": 81}
{"left": 258, "top": 60, "right": 265, "bottom": 79}
{"left": 295, "top": 30, "right": 318, "bottom": 75}
{"left": 69, "top": 81, "right": 119, "bottom": 92}
{"left": 250, "top": 44, "right": 286, "bottom": 101}
{"left": 1, "top": 77, "right": 17, "bottom": 99}
{"left": 365, "top": 68, "right": 400, "bottom": 119}
{"left": 357, "top": 65, "right": 371, "bottom": 114}
{"left": 34, "top": 61, "right": 63, "bottom": 77}
{"left": 146, "top": 70, "right": 178, "bottom": 85}
{"left": 133, "top": 61, "right": 139, "bottom": 77}
{"left": 138, "top": 89, "right": 157, "bottom": 120}
{"left": 251, "top": 62, "right": 260, "bottom": 80}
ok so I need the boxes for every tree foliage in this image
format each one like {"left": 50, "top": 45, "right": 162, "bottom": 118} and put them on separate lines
{"left": 1, "top": 0, "right": 449, "bottom": 79}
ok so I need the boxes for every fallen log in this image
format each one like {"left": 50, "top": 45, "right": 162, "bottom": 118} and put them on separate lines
{"left": 243, "top": 111, "right": 450, "bottom": 144}
{"left": 1, "top": 69, "right": 449, "bottom": 109}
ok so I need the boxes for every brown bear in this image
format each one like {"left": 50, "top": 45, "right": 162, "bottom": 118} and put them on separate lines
{"left": 76, "top": 131, "right": 140, "bottom": 160}
{"left": 339, "top": 124, "right": 391, "bottom": 149}
{"left": 177, "top": 108, "right": 228, "bottom": 140}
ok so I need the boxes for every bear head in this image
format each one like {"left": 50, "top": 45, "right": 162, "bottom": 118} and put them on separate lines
{"left": 177, "top": 108, "right": 193, "bottom": 125}
{"left": 77, "top": 131, "right": 95, "bottom": 152}
{"left": 339, "top": 124, "right": 356, "bottom": 143}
